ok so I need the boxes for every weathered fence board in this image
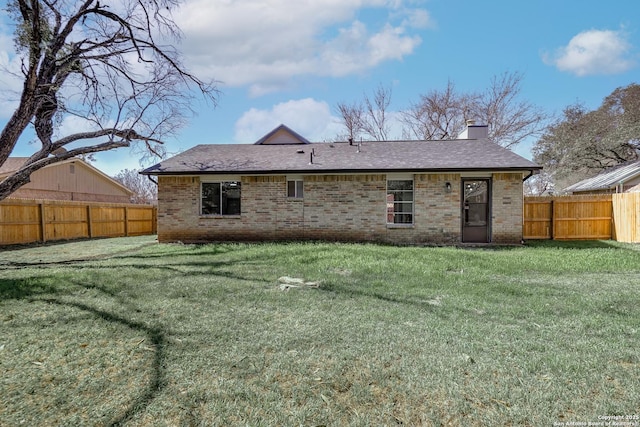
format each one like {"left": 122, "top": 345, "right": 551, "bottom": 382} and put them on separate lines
{"left": 1, "top": 199, "right": 156, "bottom": 246}
{"left": 523, "top": 198, "right": 553, "bottom": 239}
{"left": 613, "top": 193, "right": 640, "bottom": 243}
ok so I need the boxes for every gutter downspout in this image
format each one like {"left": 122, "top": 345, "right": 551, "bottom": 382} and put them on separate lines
{"left": 523, "top": 170, "right": 535, "bottom": 182}
{"left": 146, "top": 175, "right": 158, "bottom": 186}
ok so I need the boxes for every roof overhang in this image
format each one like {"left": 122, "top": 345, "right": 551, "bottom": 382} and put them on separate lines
{"left": 141, "top": 167, "right": 541, "bottom": 176}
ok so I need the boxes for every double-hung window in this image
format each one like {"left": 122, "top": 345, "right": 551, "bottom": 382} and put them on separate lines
{"left": 387, "top": 179, "right": 413, "bottom": 224}
{"left": 201, "top": 181, "right": 241, "bottom": 216}
{"left": 287, "top": 179, "right": 304, "bottom": 199}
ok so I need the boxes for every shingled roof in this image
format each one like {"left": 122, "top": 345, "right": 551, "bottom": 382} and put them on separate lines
{"left": 141, "top": 138, "right": 540, "bottom": 176}
{"left": 0, "top": 157, "right": 29, "bottom": 176}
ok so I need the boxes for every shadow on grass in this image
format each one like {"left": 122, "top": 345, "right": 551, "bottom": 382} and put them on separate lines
{"left": 36, "top": 298, "right": 166, "bottom": 427}
{"left": 0, "top": 243, "right": 287, "bottom": 425}
{"left": 0, "top": 237, "right": 158, "bottom": 264}
{"left": 1, "top": 277, "right": 167, "bottom": 424}
{"left": 0, "top": 236, "right": 100, "bottom": 251}
{"left": 0, "top": 277, "right": 60, "bottom": 300}
{"left": 320, "top": 281, "right": 452, "bottom": 318}
{"left": 0, "top": 251, "right": 274, "bottom": 304}
{"left": 524, "top": 240, "right": 631, "bottom": 250}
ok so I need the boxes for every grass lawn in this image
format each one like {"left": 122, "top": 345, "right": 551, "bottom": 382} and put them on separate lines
{"left": 1, "top": 236, "right": 639, "bottom": 426}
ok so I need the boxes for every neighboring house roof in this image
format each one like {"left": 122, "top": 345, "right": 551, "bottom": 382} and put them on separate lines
{"left": 141, "top": 139, "right": 540, "bottom": 176}
{"left": 563, "top": 160, "right": 640, "bottom": 193}
{"left": 0, "top": 157, "right": 134, "bottom": 196}
{"left": 0, "top": 157, "right": 28, "bottom": 175}
{"left": 253, "top": 124, "right": 311, "bottom": 145}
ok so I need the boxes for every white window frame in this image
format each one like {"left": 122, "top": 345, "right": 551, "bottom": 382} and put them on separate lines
{"left": 386, "top": 176, "right": 414, "bottom": 225}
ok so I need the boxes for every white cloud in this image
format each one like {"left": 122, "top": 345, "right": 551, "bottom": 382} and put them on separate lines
{"left": 174, "top": 0, "right": 428, "bottom": 96}
{"left": 234, "top": 98, "right": 343, "bottom": 142}
{"left": 56, "top": 115, "right": 102, "bottom": 139}
{"left": 0, "top": 25, "right": 24, "bottom": 118}
{"left": 544, "top": 29, "right": 635, "bottom": 76}
{"left": 399, "top": 8, "right": 434, "bottom": 30}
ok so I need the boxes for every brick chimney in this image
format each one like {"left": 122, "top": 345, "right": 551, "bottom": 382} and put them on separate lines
{"left": 457, "top": 119, "right": 488, "bottom": 140}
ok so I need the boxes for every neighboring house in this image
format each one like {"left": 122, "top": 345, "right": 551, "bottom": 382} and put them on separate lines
{"left": 0, "top": 157, "right": 134, "bottom": 203}
{"left": 563, "top": 160, "right": 640, "bottom": 195}
{"left": 141, "top": 124, "right": 541, "bottom": 245}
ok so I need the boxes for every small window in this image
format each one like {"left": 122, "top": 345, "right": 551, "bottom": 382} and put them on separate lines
{"left": 287, "top": 180, "right": 304, "bottom": 199}
{"left": 201, "top": 182, "right": 241, "bottom": 216}
{"left": 387, "top": 179, "right": 413, "bottom": 224}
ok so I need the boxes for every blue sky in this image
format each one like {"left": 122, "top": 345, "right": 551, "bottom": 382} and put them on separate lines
{"left": 1, "top": 0, "right": 639, "bottom": 176}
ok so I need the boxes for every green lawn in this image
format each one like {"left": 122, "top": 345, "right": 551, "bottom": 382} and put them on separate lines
{"left": 1, "top": 237, "right": 639, "bottom": 426}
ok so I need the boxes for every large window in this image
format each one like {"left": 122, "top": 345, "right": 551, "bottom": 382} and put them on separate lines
{"left": 201, "top": 182, "right": 241, "bottom": 216}
{"left": 287, "top": 179, "right": 304, "bottom": 199}
{"left": 387, "top": 179, "right": 413, "bottom": 224}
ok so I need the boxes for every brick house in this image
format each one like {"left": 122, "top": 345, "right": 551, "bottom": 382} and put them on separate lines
{"left": 141, "top": 124, "right": 541, "bottom": 245}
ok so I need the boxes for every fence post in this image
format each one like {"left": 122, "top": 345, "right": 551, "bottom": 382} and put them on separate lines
{"left": 39, "top": 203, "right": 47, "bottom": 243}
{"left": 87, "top": 205, "right": 93, "bottom": 238}
{"left": 152, "top": 206, "right": 157, "bottom": 234}
{"left": 124, "top": 206, "right": 129, "bottom": 236}
{"left": 550, "top": 199, "right": 555, "bottom": 240}
{"left": 607, "top": 197, "right": 614, "bottom": 240}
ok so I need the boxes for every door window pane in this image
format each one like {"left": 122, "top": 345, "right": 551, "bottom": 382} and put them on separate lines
{"left": 464, "top": 181, "right": 488, "bottom": 203}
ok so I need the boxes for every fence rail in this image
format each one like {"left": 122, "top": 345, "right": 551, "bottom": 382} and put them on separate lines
{"left": 1, "top": 198, "right": 157, "bottom": 246}
{"left": 524, "top": 194, "right": 639, "bottom": 242}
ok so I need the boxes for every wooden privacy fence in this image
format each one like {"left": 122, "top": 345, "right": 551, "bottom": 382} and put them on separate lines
{"left": 0, "top": 199, "right": 157, "bottom": 246}
{"left": 613, "top": 192, "right": 640, "bottom": 243}
{"left": 524, "top": 194, "right": 640, "bottom": 242}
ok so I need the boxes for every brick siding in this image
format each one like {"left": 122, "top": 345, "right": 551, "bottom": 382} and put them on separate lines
{"left": 491, "top": 173, "right": 524, "bottom": 243}
{"left": 157, "top": 172, "right": 524, "bottom": 244}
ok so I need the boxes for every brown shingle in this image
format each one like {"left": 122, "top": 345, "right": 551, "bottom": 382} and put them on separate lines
{"left": 141, "top": 139, "right": 540, "bottom": 175}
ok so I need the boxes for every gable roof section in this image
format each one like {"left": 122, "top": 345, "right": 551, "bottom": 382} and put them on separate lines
{"left": 0, "top": 157, "right": 134, "bottom": 195}
{"left": 0, "top": 157, "right": 28, "bottom": 175}
{"left": 253, "top": 124, "right": 311, "bottom": 145}
{"left": 564, "top": 161, "right": 640, "bottom": 193}
{"left": 141, "top": 139, "right": 540, "bottom": 176}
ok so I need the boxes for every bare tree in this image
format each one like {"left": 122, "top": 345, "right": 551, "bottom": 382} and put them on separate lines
{"left": 400, "top": 72, "right": 546, "bottom": 147}
{"left": 113, "top": 169, "right": 157, "bottom": 204}
{"left": 400, "top": 80, "right": 476, "bottom": 140}
{"left": 0, "top": 0, "right": 218, "bottom": 202}
{"left": 523, "top": 171, "right": 554, "bottom": 196}
{"left": 480, "top": 72, "right": 547, "bottom": 148}
{"left": 335, "top": 84, "right": 393, "bottom": 142}
{"left": 361, "top": 84, "right": 392, "bottom": 141}
{"left": 335, "top": 101, "right": 364, "bottom": 142}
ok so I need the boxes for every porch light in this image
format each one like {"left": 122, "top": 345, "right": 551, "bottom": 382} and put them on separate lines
{"left": 445, "top": 182, "right": 452, "bottom": 193}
